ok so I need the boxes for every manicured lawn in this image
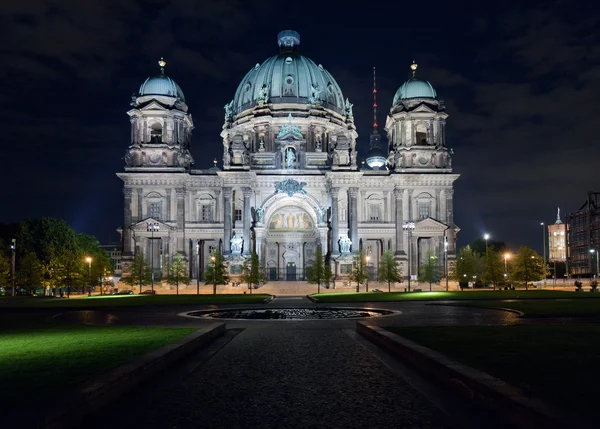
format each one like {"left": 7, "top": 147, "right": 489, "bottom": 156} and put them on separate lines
{"left": 312, "top": 290, "right": 598, "bottom": 303}
{"left": 447, "top": 299, "right": 600, "bottom": 317}
{"left": 0, "top": 314, "right": 195, "bottom": 409}
{"left": 0, "top": 293, "right": 272, "bottom": 308}
{"left": 385, "top": 325, "right": 600, "bottom": 420}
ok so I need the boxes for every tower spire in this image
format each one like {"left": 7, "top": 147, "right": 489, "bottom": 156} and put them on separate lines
{"left": 410, "top": 60, "right": 418, "bottom": 78}
{"left": 555, "top": 207, "right": 563, "bottom": 224}
{"left": 158, "top": 57, "right": 166, "bottom": 75}
{"left": 372, "top": 66, "right": 378, "bottom": 131}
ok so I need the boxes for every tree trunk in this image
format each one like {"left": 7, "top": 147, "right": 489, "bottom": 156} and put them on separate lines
{"left": 388, "top": 281, "right": 391, "bottom": 293}
{"left": 213, "top": 282, "right": 216, "bottom": 295}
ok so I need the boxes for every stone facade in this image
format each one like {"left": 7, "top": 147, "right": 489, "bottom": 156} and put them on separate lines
{"left": 118, "top": 31, "right": 459, "bottom": 282}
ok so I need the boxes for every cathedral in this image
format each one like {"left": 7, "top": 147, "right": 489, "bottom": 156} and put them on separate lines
{"left": 118, "top": 30, "right": 459, "bottom": 284}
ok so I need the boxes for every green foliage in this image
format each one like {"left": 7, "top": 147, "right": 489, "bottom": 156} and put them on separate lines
{"left": 241, "top": 252, "right": 265, "bottom": 294}
{"left": 509, "top": 246, "right": 545, "bottom": 290}
{"left": 204, "top": 250, "right": 229, "bottom": 294}
{"left": 452, "top": 245, "right": 482, "bottom": 286}
{"left": 0, "top": 252, "right": 10, "bottom": 287}
{"left": 306, "top": 247, "right": 331, "bottom": 293}
{"left": 16, "top": 252, "right": 43, "bottom": 291}
{"left": 418, "top": 253, "right": 441, "bottom": 291}
{"left": 591, "top": 280, "right": 598, "bottom": 290}
{"left": 482, "top": 249, "right": 505, "bottom": 289}
{"left": 351, "top": 251, "right": 369, "bottom": 292}
{"left": 165, "top": 254, "right": 190, "bottom": 294}
{"left": 122, "top": 252, "right": 151, "bottom": 293}
{"left": 470, "top": 238, "right": 507, "bottom": 256}
{"left": 377, "top": 250, "right": 402, "bottom": 292}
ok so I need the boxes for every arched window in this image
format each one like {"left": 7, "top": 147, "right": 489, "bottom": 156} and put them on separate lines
{"left": 415, "top": 122, "right": 428, "bottom": 145}
{"left": 150, "top": 122, "right": 163, "bottom": 143}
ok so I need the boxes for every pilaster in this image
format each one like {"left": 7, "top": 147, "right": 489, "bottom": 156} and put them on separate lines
{"left": 223, "top": 187, "right": 233, "bottom": 254}
{"left": 348, "top": 187, "right": 359, "bottom": 253}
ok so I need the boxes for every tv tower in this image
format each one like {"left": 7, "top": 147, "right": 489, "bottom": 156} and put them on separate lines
{"left": 366, "top": 67, "right": 386, "bottom": 169}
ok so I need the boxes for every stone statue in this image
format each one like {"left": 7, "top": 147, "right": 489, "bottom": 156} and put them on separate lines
{"left": 255, "top": 207, "right": 265, "bottom": 223}
{"left": 317, "top": 207, "right": 327, "bottom": 223}
{"left": 230, "top": 235, "right": 243, "bottom": 254}
{"left": 257, "top": 84, "right": 269, "bottom": 105}
{"left": 386, "top": 150, "right": 395, "bottom": 170}
{"left": 308, "top": 84, "right": 321, "bottom": 105}
{"left": 259, "top": 138, "right": 265, "bottom": 151}
{"left": 285, "top": 148, "right": 296, "bottom": 168}
{"left": 124, "top": 150, "right": 133, "bottom": 166}
{"left": 224, "top": 101, "right": 233, "bottom": 121}
{"left": 344, "top": 98, "right": 354, "bottom": 118}
{"left": 315, "top": 134, "right": 322, "bottom": 151}
{"left": 339, "top": 236, "right": 352, "bottom": 254}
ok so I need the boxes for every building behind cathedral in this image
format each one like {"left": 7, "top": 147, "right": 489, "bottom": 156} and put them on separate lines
{"left": 118, "top": 31, "right": 459, "bottom": 284}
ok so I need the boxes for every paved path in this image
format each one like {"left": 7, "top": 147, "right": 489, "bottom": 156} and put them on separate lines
{"left": 69, "top": 299, "right": 519, "bottom": 428}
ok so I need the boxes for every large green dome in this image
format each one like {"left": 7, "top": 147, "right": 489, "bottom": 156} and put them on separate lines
{"left": 231, "top": 31, "right": 345, "bottom": 115}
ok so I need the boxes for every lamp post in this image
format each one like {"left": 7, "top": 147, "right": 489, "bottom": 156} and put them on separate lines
{"left": 541, "top": 222, "right": 547, "bottom": 287}
{"left": 403, "top": 221, "right": 416, "bottom": 292}
{"left": 484, "top": 233, "right": 490, "bottom": 254}
{"left": 147, "top": 222, "right": 160, "bottom": 293}
{"left": 10, "top": 239, "right": 16, "bottom": 296}
{"left": 590, "top": 249, "right": 599, "bottom": 280}
{"left": 211, "top": 255, "right": 216, "bottom": 295}
{"left": 85, "top": 257, "right": 92, "bottom": 296}
{"left": 365, "top": 255, "right": 370, "bottom": 292}
{"left": 196, "top": 240, "right": 201, "bottom": 295}
{"left": 444, "top": 235, "right": 449, "bottom": 292}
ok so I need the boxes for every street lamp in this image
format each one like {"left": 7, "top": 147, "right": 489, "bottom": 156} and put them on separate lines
{"left": 504, "top": 253, "right": 510, "bottom": 276}
{"left": 444, "top": 235, "right": 449, "bottom": 292}
{"left": 85, "top": 256, "right": 92, "bottom": 296}
{"left": 403, "top": 221, "right": 416, "bottom": 292}
{"left": 365, "top": 255, "right": 370, "bottom": 292}
{"left": 590, "top": 249, "right": 599, "bottom": 280}
{"left": 541, "top": 222, "right": 547, "bottom": 287}
{"left": 211, "top": 255, "right": 217, "bottom": 295}
{"left": 196, "top": 240, "right": 201, "bottom": 295}
{"left": 147, "top": 222, "right": 160, "bottom": 293}
{"left": 483, "top": 233, "right": 490, "bottom": 253}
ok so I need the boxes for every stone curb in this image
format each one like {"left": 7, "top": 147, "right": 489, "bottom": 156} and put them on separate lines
{"left": 42, "top": 323, "right": 226, "bottom": 429}
{"left": 306, "top": 295, "right": 317, "bottom": 302}
{"left": 426, "top": 303, "right": 526, "bottom": 317}
{"left": 263, "top": 295, "right": 275, "bottom": 303}
{"left": 356, "top": 323, "right": 593, "bottom": 429}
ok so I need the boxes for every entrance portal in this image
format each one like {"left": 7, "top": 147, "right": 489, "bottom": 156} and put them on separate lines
{"left": 286, "top": 262, "right": 296, "bottom": 280}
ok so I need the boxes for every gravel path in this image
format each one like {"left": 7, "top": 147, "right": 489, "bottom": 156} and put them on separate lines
{"left": 89, "top": 327, "right": 452, "bottom": 429}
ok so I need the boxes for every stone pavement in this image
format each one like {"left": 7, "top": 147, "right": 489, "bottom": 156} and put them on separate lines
{"left": 73, "top": 298, "right": 518, "bottom": 429}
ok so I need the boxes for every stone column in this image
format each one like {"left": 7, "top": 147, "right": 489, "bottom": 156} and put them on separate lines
{"left": 123, "top": 188, "right": 133, "bottom": 256}
{"left": 176, "top": 188, "right": 186, "bottom": 254}
{"left": 394, "top": 188, "right": 404, "bottom": 255}
{"left": 242, "top": 187, "right": 252, "bottom": 255}
{"left": 348, "top": 187, "right": 359, "bottom": 253}
{"left": 137, "top": 188, "right": 143, "bottom": 221}
{"left": 446, "top": 189, "right": 455, "bottom": 252}
{"left": 329, "top": 186, "right": 340, "bottom": 255}
{"left": 223, "top": 187, "right": 232, "bottom": 254}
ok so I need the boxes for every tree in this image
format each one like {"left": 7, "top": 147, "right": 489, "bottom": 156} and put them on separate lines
{"left": 351, "top": 251, "right": 369, "bottom": 292}
{"left": 165, "top": 254, "right": 190, "bottom": 295}
{"left": 452, "top": 245, "right": 483, "bottom": 289}
{"left": 306, "top": 246, "right": 331, "bottom": 294}
{"left": 0, "top": 251, "right": 10, "bottom": 289}
{"left": 470, "top": 238, "right": 507, "bottom": 256}
{"left": 122, "top": 252, "right": 152, "bottom": 293}
{"left": 419, "top": 253, "right": 441, "bottom": 291}
{"left": 482, "top": 249, "right": 505, "bottom": 290}
{"left": 510, "top": 246, "right": 545, "bottom": 290}
{"left": 204, "top": 250, "right": 229, "bottom": 294}
{"left": 17, "top": 252, "right": 43, "bottom": 293}
{"left": 377, "top": 250, "right": 402, "bottom": 292}
{"left": 241, "top": 252, "right": 265, "bottom": 295}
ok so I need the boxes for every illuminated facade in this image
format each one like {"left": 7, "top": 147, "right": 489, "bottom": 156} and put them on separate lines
{"left": 118, "top": 31, "right": 459, "bottom": 282}
{"left": 567, "top": 192, "right": 600, "bottom": 277}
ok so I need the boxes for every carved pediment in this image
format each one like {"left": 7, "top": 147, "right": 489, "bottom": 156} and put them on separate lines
{"left": 411, "top": 104, "right": 436, "bottom": 113}
{"left": 131, "top": 217, "right": 174, "bottom": 232}
{"left": 415, "top": 217, "right": 448, "bottom": 232}
{"left": 139, "top": 101, "right": 169, "bottom": 112}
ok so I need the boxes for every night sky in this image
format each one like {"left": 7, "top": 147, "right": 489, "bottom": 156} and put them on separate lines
{"left": 2, "top": 0, "right": 598, "bottom": 252}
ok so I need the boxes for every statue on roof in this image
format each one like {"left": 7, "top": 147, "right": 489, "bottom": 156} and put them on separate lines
{"left": 257, "top": 84, "right": 270, "bottom": 105}
{"left": 224, "top": 101, "right": 234, "bottom": 121}
{"left": 309, "top": 84, "right": 322, "bottom": 105}
{"left": 345, "top": 98, "right": 354, "bottom": 119}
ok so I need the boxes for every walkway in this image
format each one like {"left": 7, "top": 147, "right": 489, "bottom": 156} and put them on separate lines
{"left": 71, "top": 299, "right": 517, "bottom": 428}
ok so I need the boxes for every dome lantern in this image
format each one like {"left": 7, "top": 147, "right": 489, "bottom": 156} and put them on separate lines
{"left": 277, "top": 30, "right": 301, "bottom": 53}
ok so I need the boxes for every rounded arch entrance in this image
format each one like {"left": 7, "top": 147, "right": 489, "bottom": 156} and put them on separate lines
{"left": 259, "top": 194, "right": 325, "bottom": 281}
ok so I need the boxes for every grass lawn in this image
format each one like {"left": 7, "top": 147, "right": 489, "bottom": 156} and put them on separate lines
{"left": 0, "top": 314, "right": 195, "bottom": 410}
{"left": 445, "top": 299, "right": 600, "bottom": 317}
{"left": 0, "top": 293, "right": 272, "bottom": 308}
{"left": 385, "top": 325, "right": 600, "bottom": 420}
{"left": 312, "top": 290, "right": 599, "bottom": 303}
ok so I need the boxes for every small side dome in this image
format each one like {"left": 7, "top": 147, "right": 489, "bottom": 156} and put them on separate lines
{"left": 138, "top": 58, "right": 185, "bottom": 101}
{"left": 392, "top": 62, "right": 437, "bottom": 105}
